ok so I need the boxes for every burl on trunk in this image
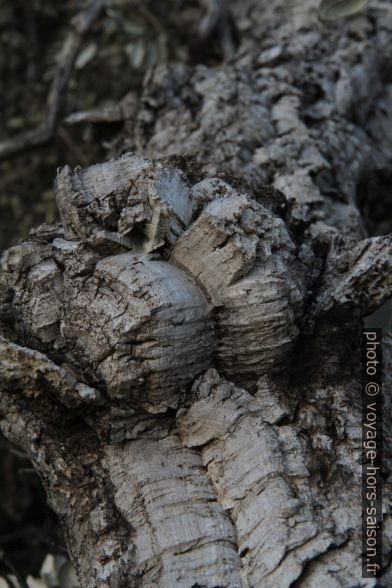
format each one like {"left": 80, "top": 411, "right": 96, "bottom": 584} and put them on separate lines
{"left": 1, "top": 0, "right": 392, "bottom": 586}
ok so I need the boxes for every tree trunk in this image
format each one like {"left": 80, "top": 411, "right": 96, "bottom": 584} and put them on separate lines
{"left": 1, "top": 1, "right": 392, "bottom": 586}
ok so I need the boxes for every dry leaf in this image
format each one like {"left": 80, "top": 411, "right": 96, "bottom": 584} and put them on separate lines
{"left": 319, "top": 0, "right": 368, "bottom": 20}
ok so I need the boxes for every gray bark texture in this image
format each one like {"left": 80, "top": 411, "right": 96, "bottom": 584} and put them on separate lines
{"left": 1, "top": 0, "right": 392, "bottom": 586}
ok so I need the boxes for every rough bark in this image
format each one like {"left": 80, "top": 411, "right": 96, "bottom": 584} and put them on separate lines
{"left": 1, "top": 1, "right": 392, "bottom": 586}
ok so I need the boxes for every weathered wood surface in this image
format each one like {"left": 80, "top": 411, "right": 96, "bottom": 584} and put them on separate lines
{"left": 1, "top": 0, "right": 392, "bottom": 586}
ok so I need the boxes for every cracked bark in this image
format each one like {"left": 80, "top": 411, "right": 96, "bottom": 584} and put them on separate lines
{"left": 1, "top": 0, "right": 392, "bottom": 586}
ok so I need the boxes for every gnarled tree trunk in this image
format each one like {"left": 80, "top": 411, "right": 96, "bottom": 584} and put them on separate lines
{"left": 1, "top": 1, "right": 392, "bottom": 586}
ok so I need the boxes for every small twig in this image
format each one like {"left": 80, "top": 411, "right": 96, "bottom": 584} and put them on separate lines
{"left": 198, "top": 0, "right": 224, "bottom": 37}
{"left": 198, "top": 0, "right": 236, "bottom": 60}
{"left": 17, "top": 467, "right": 36, "bottom": 475}
{"left": 57, "top": 125, "right": 89, "bottom": 166}
{"left": 7, "top": 446, "right": 28, "bottom": 459}
{"left": 17, "top": 0, "right": 39, "bottom": 83}
{"left": 0, "top": 0, "right": 105, "bottom": 162}
{"left": 136, "top": 0, "right": 168, "bottom": 63}
{"left": 0, "top": 548, "right": 29, "bottom": 588}
{"left": 4, "top": 577, "right": 16, "bottom": 588}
